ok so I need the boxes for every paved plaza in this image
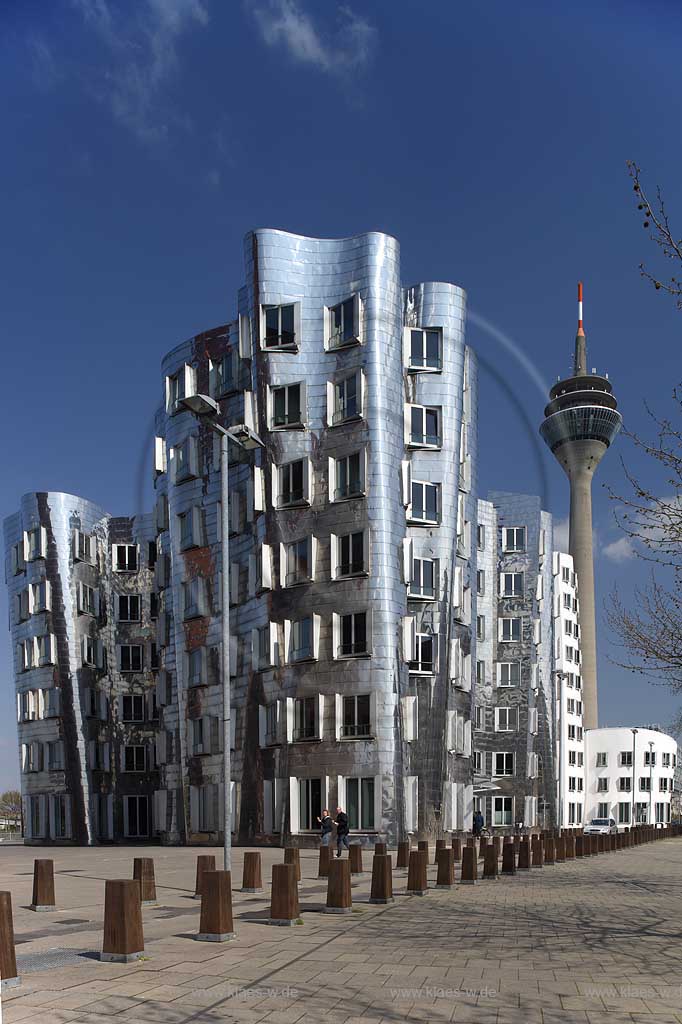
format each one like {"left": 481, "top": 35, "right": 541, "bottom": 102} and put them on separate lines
{"left": 2, "top": 838, "right": 682, "bottom": 1024}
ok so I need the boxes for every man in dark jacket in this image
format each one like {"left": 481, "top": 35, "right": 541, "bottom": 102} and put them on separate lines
{"left": 317, "top": 809, "right": 333, "bottom": 847}
{"left": 335, "top": 806, "right": 350, "bottom": 857}
{"left": 473, "top": 809, "right": 484, "bottom": 836}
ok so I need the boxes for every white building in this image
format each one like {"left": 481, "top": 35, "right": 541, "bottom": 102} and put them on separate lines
{"left": 585, "top": 726, "right": 677, "bottom": 828}
{"left": 553, "top": 552, "right": 586, "bottom": 828}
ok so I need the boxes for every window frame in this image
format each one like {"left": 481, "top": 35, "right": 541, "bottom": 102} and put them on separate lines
{"left": 261, "top": 302, "right": 299, "bottom": 351}
{"left": 406, "top": 326, "right": 442, "bottom": 372}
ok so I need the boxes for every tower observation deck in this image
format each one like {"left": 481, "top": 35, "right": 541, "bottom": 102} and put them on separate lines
{"left": 540, "top": 284, "right": 622, "bottom": 730}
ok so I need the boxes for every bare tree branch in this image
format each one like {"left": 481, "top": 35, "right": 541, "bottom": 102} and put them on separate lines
{"left": 627, "top": 161, "right": 682, "bottom": 308}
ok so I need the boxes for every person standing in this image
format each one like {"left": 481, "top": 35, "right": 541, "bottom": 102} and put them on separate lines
{"left": 335, "top": 806, "right": 350, "bottom": 857}
{"left": 473, "top": 809, "right": 484, "bottom": 836}
{"left": 317, "top": 808, "right": 333, "bottom": 847}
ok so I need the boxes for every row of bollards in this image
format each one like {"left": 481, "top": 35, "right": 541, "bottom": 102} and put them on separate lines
{"left": 1, "top": 825, "right": 676, "bottom": 987}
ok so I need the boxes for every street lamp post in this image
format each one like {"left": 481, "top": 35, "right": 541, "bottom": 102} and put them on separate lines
{"left": 180, "top": 394, "right": 264, "bottom": 872}
{"left": 631, "top": 728, "right": 638, "bottom": 829}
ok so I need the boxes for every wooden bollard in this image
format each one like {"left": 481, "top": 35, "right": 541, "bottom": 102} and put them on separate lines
{"left": 492, "top": 836, "right": 501, "bottom": 860}
{"left": 270, "top": 863, "right": 299, "bottom": 926}
{"left": 451, "top": 836, "right": 462, "bottom": 860}
{"left": 374, "top": 841, "right": 387, "bottom": 857}
{"left": 460, "top": 844, "right": 478, "bottom": 884}
{"left": 101, "top": 879, "right": 144, "bottom": 962}
{"left": 242, "top": 851, "right": 263, "bottom": 893}
{"left": 501, "top": 842, "right": 516, "bottom": 875}
{"left": 284, "top": 847, "right": 301, "bottom": 881}
{"left": 31, "top": 859, "right": 56, "bottom": 912}
{"left": 318, "top": 845, "right": 332, "bottom": 877}
{"left": 133, "top": 857, "right": 157, "bottom": 906}
{"left": 434, "top": 838, "right": 446, "bottom": 864}
{"left": 194, "top": 854, "right": 216, "bottom": 899}
{"left": 325, "top": 858, "right": 352, "bottom": 914}
{"left": 436, "top": 847, "right": 455, "bottom": 888}
{"left": 406, "top": 850, "right": 428, "bottom": 895}
{"left": 575, "top": 835, "right": 584, "bottom": 858}
{"left": 531, "top": 836, "right": 544, "bottom": 868}
{"left": 565, "top": 835, "right": 575, "bottom": 859}
{"left": 513, "top": 834, "right": 521, "bottom": 850}
{"left": 544, "top": 836, "right": 556, "bottom": 865}
{"left": 478, "top": 835, "right": 488, "bottom": 854}
{"left": 418, "top": 839, "right": 430, "bottom": 863}
{"left": 555, "top": 836, "right": 566, "bottom": 862}
{"left": 396, "top": 840, "right": 411, "bottom": 868}
{"left": 609, "top": 834, "right": 617, "bottom": 853}
{"left": 0, "top": 892, "right": 19, "bottom": 989}
{"left": 369, "top": 853, "right": 394, "bottom": 904}
{"left": 483, "top": 843, "right": 498, "bottom": 880}
{"left": 198, "top": 871, "right": 235, "bottom": 942}
{"left": 517, "top": 839, "right": 530, "bottom": 870}
{"left": 349, "top": 843, "right": 364, "bottom": 875}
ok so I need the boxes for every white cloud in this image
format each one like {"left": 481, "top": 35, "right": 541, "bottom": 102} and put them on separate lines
{"left": 602, "top": 536, "right": 636, "bottom": 564}
{"left": 28, "top": 36, "right": 59, "bottom": 90}
{"left": 71, "top": 0, "right": 209, "bottom": 144}
{"left": 251, "top": 0, "right": 375, "bottom": 75}
{"left": 553, "top": 516, "right": 569, "bottom": 553}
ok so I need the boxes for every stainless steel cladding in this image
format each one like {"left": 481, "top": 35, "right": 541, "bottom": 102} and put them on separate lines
{"left": 155, "top": 230, "right": 476, "bottom": 846}
{"left": 4, "top": 493, "right": 158, "bottom": 844}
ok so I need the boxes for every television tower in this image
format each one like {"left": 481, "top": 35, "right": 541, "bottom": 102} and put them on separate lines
{"left": 540, "top": 284, "right": 622, "bottom": 730}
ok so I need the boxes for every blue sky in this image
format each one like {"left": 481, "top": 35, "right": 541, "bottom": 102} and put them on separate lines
{"left": 1, "top": 0, "right": 681, "bottom": 789}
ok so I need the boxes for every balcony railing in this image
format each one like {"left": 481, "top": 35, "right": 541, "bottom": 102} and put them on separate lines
{"left": 342, "top": 722, "right": 371, "bottom": 738}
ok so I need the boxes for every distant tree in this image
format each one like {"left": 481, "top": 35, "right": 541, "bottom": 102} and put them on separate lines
{"left": 605, "top": 165, "right": 682, "bottom": 730}
{"left": 0, "top": 790, "right": 22, "bottom": 821}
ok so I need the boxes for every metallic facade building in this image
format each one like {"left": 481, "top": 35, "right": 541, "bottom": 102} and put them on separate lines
{"left": 152, "top": 230, "right": 477, "bottom": 846}
{"left": 540, "top": 286, "right": 622, "bottom": 729}
{"left": 4, "top": 493, "right": 159, "bottom": 844}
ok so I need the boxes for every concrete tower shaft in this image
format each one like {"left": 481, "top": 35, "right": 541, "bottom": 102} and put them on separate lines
{"left": 539, "top": 285, "right": 622, "bottom": 731}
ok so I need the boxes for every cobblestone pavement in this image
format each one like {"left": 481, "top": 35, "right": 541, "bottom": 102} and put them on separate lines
{"left": 2, "top": 838, "right": 682, "bottom": 1023}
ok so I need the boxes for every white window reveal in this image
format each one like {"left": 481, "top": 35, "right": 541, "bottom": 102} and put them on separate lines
{"left": 406, "top": 326, "right": 442, "bottom": 371}
{"left": 262, "top": 303, "right": 298, "bottom": 350}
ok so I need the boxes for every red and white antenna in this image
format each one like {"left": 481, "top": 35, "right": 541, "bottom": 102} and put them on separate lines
{"left": 577, "top": 281, "right": 584, "bottom": 336}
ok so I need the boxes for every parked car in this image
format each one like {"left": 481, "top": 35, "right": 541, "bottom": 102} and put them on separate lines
{"left": 584, "top": 817, "right": 618, "bottom": 835}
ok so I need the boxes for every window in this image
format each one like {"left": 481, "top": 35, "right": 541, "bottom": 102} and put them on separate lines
{"left": 640, "top": 777, "right": 651, "bottom": 791}
{"left": 118, "top": 595, "right": 141, "bottom": 622}
{"left": 597, "top": 777, "right": 609, "bottom": 792}
{"left": 191, "top": 718, "right": 209, "bottom": 755}
{"left": 178, "top": 507, "right": 203, "bottom": 549}
{"left": 499, "top": 618, "right": 521, "bottom": 642}
{"left": 618, "top": 802, "right": 631, "bottom": 825}
{"left": 501, "top": 572, "right": 524, "bottom": 597}
{"left": 331, "top": 372, "right": 361, "bottom": 424}
{"left": 328, "top": 297, "right": 358, "bottom": 349}
{"left": 124, "top": 795, "right": 149, "bottom": 837}
{"left": 291, "top": 617, "right": 314, "bottom": 662}
{"left": 477, "top": 524, "right": 486, "bottom": 550}
{"left": 346, "top": 777, "right": 375, "bottom": 830}
{"left": 409, "top": 405, "right": 441, "bottom": 448}
{"left": 172, "top": 435, "right": 199, "bottom": 483}
{"left": 568, "top": 750, "right": 576, "bottom": 766}
{"left": 410, "top": 633, "right": 434, "bottom": 674}
{"left": 617, "top": 777, "right": 631, "bottom": 792}
{"left": 334, "top": 452, "right": 365, "bottom": 500}
{"left": 567, "top": 724, "right": 576, "bottom": 740}
{"left": 150, "top": 593, "right": 159, "bottom": 620}
{"left": 277, "top": 459, "right": 309, "bottom": 507}
{"left": 11, "top": 541, "right": 25, "bottom": 575}
{"left": 493, "top": 796, "right": 513, "bottom": 826}
{"left": 186, "top": 648, "right": 206, "bottom": 687}
{"left": 334, "top": 531, "right": 366, "bottom": 578}
{"left": 298, "top": 778, "right": 322, "bottom": 830}
{"left": 182, "top": 578, "right": 205, "bottom": 619}
{"left": 263, "top": 303, "right": 296, "bottom": 349}
{"left": 124, "top": 746, "right": 146, "bottom": 772}
{"left": 473, "top": 750, "right": 483, "bottom": 773}
{"left": 620, "top": 751, "right": 633, "bottom": 767}
{"left": 74, "top": 530, "right": 96, "bottom": 564}
{"left": 119, "top": 645, "right": 143, "bottom": 673}
{"left": 476, "top": 660, "right": 485, "bottom": 685}
{"left": 122, "top": 695, "right": 145, "bottom": 723}
{"left": 502, "top": 527, "right": 526, "bottom": 553}
{"left": 407, "top": 327, "right": 441, "bottom": 371}
{"left": 476, "top": 615, "right": 485, "bottom": 641}
{"left": 476, "top": 569, "right": 485, "bottom": 596}
{"left": 210, "top": 349, "right": 237, "bottom": 396}
{"left": 662, "top": 752, "right": 671, "bottom": 768}
{"left": 409, "top": 481, "right": 440, "bottom": 525}
{"left": 271, "top": 383, "right": 303, "bottom": 428}
{"left": 494, "top": 753, "right": 514, "bottom": 777}
{"left": 339, "top": 612, "right": 368, "bottom": 658}
{"left": 644, "top": 750, "right": 656, "bottom": 766}
{"left": 294, "top": 697, "right": 318, "bottom": 741}
{"left": 342, "top": 694, "right": 371, "bottom": 738}
{"left": 410, "top": 557, "right": 437, "bottom": 599}
{"left": 284, "top": 539, "right": 312, "bottom": 587}
{"left": 265, "top": 702, "right": 279, "bottom": 745}
{"left": 598, "top": 802, "right": 609, "bottom": 818}
{"left": 78, "top": 582, "right": 97, "bottom": 616}
{"left": 114, "top": 544, "right": 138, "bottom": 572}
{"left": 26, "top": 527, "right": 46, "bottom": 561}
{"left": 47, "top": 741, "right": 64, "bottom": 771}
{"left": 474, "top": 705, "right": 484, "bottom": 730}
{"left": 497, "top": 662, "right": 521, "bottom": 687}
{"left": 495, "top": 707, "right": 518, "bottom": 732}
{"left": 563, "top": 593, "right": 572, "bottom": 610}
